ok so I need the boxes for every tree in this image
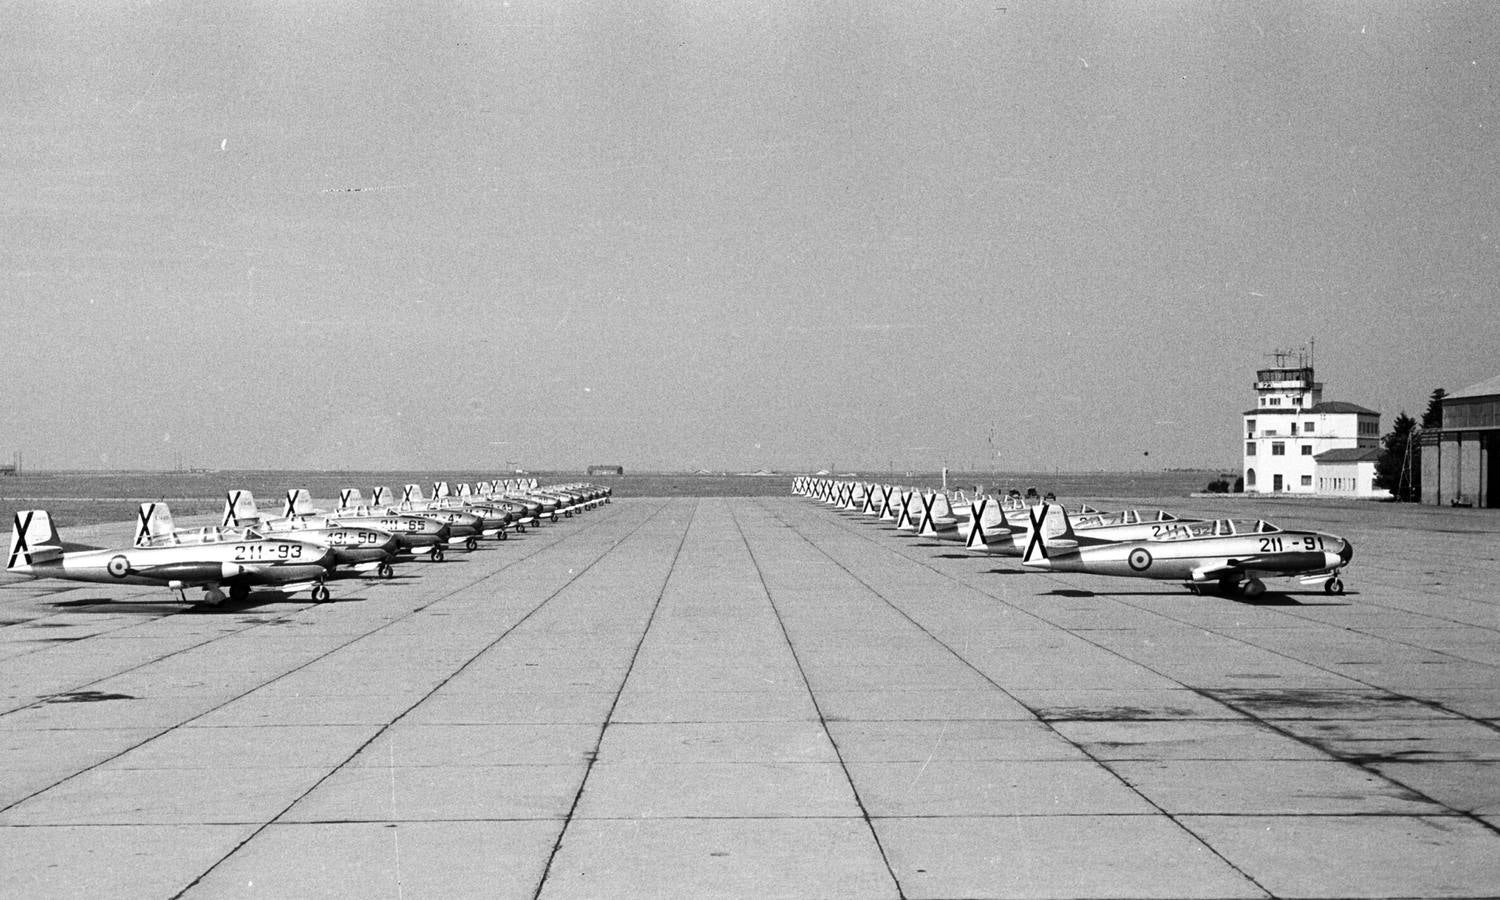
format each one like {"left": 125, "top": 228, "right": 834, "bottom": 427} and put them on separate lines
{"left": 1422, "top": 387, "right": 1447, "bottom": 430}
{"left": 1375, "top": 412, "right": 1419, "bottom": 501}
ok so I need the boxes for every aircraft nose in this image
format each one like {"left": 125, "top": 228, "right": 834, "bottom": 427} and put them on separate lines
{"left": 1339, "top": 540, "right": 1354, "bottom": 565}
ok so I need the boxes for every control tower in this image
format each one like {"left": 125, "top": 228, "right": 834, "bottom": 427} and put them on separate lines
{"left": 1252, "top": 347, "right": 1322, "bottom": 412}
{"left": 1243, "top": 345, "right": 1381, "bottom": 494}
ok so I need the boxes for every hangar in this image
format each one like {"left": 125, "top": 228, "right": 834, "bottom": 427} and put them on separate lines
{"left": 1420, "top": 375, "right": 1500, "bottom": 507}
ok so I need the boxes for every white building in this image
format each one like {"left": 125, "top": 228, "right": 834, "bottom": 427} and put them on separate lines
{"left": 1314, "top": 447, "right": 1385, "bottom": 497}
{"left": 1242, "top": 357, "right": 1381, "bottom": 494}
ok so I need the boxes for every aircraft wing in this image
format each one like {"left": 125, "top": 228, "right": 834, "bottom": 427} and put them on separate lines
{"left": 1189, "top": 555, "right": 1296, "bottom": 583}
{"left": 1188, "top": 560, "right": 1242, "bottom": 583}
{"left": 274, "top": 580, "right": 322, "bottom": 596}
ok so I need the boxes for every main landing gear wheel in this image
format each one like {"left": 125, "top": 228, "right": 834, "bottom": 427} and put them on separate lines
{"left": 229, "top": 583, "right": 250, "bottom": 604}
{"left": 465, "top": 536, "right": 478, "bottom": 551}
{"left": 497, "top": 530, "right": 508, "bottom": 541}
{"left": 311, "top": 583, "right": 330, "bottom": 602}
{"left": 377, "top": 561, "right": 395, "bottom": 579}
{"left": 1241, "top": 578, "right": 1266, "bottom": 598}
{"left": 1324, "top": 577, "right": 1345, "bottom": 595}
{"left": 431, "top": 546, "right": 445, "bottom": 562}
{"left": 517, "top": 524, "right": 526, "bottom": 533}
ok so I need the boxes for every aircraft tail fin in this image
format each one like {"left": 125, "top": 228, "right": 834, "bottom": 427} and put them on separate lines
{"left": 8, "top": 510, "right": 64, "bottom": 569}
{"left": 285, "top": 489, "right": 316, "bottom": 517}
{"left": 371, "top": 486, "right": 391, "bottom": 507}
{"left": 135, "top": 502, "right": 177, "bottom": 546}
{"left": 965, "top": 495, "right": 1010, "bottom": 550}
{"left": 1022, "top": 502, "right": 1076, "bottom": 566}
{"left": 917, "top": 492, "right": 955, "bottom": 537}
{"left": 339, "top": 488, "right": 363, "bottom": 510}
{"left": 403, "top": 484, "right": 426, "bottom": 503}
{"left": 223, "top": 490, "right": 262, "bottom": 527}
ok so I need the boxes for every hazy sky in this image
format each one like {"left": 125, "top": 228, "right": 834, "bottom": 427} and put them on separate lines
{"left": 3, "top": 3, "right": 1496, "bottom": 472}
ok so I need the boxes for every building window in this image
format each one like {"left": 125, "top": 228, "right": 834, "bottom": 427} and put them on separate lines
{"left": 1301, "top": 445, "right": 1313, "bottom": 456}
{"left": 1247, "top": 468, "right": 1256, "bottom": 488}
{"left": 1272, "top": 442, "right": 1285, "bottom": 456}
{"left": 1246, "top": 442, "right": 1256, "bottom": 456}
{"left": 1305, "top": 422, "right": 1315, "bottom": 433}
{"left": 1291, "top": 423, "right": 1299, "bottom": 435}
{"left": 1301, "top": 475, "right": 1312, "bottom": 487}
{"left": 1247, "top": 418, "right": 1256, "bottom": 435}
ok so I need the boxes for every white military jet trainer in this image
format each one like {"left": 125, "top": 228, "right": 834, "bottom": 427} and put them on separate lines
{"left": 9, "top": 509, "right": 335, "bottom": 605}
{"left": 1020, "top": 502, "right": 1354, "bottom": 597}
{"left": 139, "top": 501, "right": 400, "bottom": 579}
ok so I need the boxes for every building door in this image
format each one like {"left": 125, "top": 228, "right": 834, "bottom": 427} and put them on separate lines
{"left": 1273, "top": 474, "right": 1283, "bottom": 491}
{"left": 1487, "top": 435, "right": 1498, "bottom": 508}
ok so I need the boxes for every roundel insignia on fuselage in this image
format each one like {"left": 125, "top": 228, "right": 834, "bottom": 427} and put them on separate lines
{"left": 1128, "top": 548, "right": 1152, "bottom": 572}
{"left": 107, "top": 555, "right": 130, "bottom": 578}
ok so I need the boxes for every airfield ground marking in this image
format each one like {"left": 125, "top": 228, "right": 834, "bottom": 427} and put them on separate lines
{"left": 1093, "top": 589, "right": 1500, "bottom": 735}
{"left": 1080, "top": 592, "right": 1500, "bottom": 837}
{"left": 729, "top": 503, "right": 907, "bottom": 900}
{"left": 798, "top": 498, "right": 1500, "bottom": 839}
{"left": 172, "top": 498, "right": 670, "bottom": 899}
{"left": 529, "top": 499, "right": 696, "bottom": 900}
{"left": 822, "top": 504, "right": 1500, "bottom": 828}
{"left": 762, "top": 498, "right": 1278, "bottom": 895}
{"left": 0, "top": 499, "right": 635, "bottom": 815}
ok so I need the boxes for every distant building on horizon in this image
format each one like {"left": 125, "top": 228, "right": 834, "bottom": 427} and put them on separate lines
{"left": 1242, "top": 349, "right": 1385, "bottom": 497}
{"left": 587, "top": 465, "right": 624, "bottom": 476}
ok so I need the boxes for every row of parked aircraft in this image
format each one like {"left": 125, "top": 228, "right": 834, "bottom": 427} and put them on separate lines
{"left": 793, "top": 476, "right": 1354, "bottom": 597}
{"left": 6, "top": 480, "right": 612, "bottom": 606}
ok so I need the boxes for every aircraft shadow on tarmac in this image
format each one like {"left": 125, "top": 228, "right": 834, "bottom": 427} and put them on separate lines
{"left": 48, "top": 592, "right": 368, "bottom": 615}
{"left": 1033, "top": 587, "right": 1352, "bottom": 607}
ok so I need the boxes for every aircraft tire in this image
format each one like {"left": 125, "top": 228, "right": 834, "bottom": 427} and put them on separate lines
{"left": 312, "top": 584, "right": 330, "bottom": 602}
{"left": 431, "top": 547, "right": 444, "bottom": 562}
{"left": 1325, "top": 577, "right": 1344, "bottom": 595}
{"left": 517, "top": 524, "right": 526, "bottom": 533}
{"left": 377, "top": 561, "right": 394, "bottom": 579}
{"left": 1242, "top": 578, "right": 1266, "bottom": 598}
{"left": 497, "top": 530, "right": 507, "bottom": 541}
{"left": 230, "top": 583, "right": 250, "bottom": 604}
{"left": 465, "top": 536, "right": 478, "bottom": 551}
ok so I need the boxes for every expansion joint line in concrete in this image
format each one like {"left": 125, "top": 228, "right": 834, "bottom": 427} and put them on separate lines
{"left": 762, "top": 498, "right": 1277, "bottom": 897}
{"left": 530, "top": 498, "right": 699, "bottom": 900}
{"left": 1098, "top": 591, "right": 1500, "bottom": 741}
{"left": 0, "top": 498, "right": 633, "bottom": 818}
{"left": 731, "top": 503, "right": 908, "bottom": 900}
{"left": 167, "top": 499, "right": 674, "bottom": 899}
{"left": 821, "top": 503, "right": 1500, "bottom": 839}
{"left": 2, "top": 496, "right": 619, "bottom": 718}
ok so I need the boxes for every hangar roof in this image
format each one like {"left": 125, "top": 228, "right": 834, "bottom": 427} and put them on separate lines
{"left": 1450, "top": 374, "right": 1500, "bottom": 400}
